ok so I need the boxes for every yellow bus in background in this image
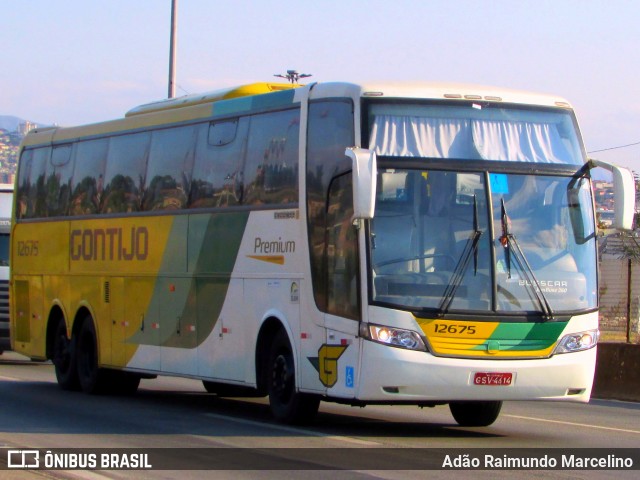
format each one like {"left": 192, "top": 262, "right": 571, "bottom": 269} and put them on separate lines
{"left": 11, "top": 81, "right": 635, "bottom": 426}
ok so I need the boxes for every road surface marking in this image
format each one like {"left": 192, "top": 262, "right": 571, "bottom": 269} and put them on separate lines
{"left": 204, "top": 412, "right": 380, "bottom": 446}
{"left": 505, "top": 414, "right": 640, "bottom": 434}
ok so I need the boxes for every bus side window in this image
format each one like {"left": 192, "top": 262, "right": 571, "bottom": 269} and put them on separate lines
{"left": 16, "top": 149, "right": 33, "bottom": 219}
{"left": 190, "top": 119, "right": 247, "bottom": 209}
{"left": 69, "top": 139, "right": 108, "bottom": 216}
{"left": 45, "top": 144, "right": 74, "bottom": 217}
{"left": 143, "top": 125, "right": 198, "bottom": 211}
{"left": 22, "top": 147, "right": 50, "bottom": 219}
{"left": 101, "top": 133, "right": 151, "bottom": 214}
{"left": 243, "top": 109, "right": 299, "bottom": 206}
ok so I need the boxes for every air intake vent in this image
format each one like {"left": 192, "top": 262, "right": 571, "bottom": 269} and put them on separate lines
{"left": 104, "top": 281, "right": 110, "bottom": 304}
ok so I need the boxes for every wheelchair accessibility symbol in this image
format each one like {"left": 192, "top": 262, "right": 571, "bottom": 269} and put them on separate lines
{"left": 345, "top": 366, "right": 354, "bottom": 388}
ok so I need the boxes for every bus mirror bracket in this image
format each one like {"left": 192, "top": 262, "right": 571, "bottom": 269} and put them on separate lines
{"left": 587, "top": 159, "right": 636, "bottom": 231}
{"left": 346, "top": 147, "right": 377, "bottom": 220}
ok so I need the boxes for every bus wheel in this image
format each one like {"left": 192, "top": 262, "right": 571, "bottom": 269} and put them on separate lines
{"left": 76, "top": 316, "right": 107, "bottom": 394}
{"left": 267, "top": 330, "right": 320, "bottom": 424}
{"left": 52, "top": 319, "right": 79, "bottom": 391}
{"left": 449, "top": 400, "right": 502, "bottom": 427}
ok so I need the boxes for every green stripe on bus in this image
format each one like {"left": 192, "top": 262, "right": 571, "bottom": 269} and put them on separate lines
{"left": 470, "top": 321, "right": 567, "bottom": 352}
{"left": 128, "top": 212, "right": 250, "bottom": 348}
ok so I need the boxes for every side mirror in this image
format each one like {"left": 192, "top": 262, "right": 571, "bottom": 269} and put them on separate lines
{"left": 588, "top": 159, "right": 636, "bottom": 231}
{"left": 345, "top": 147, "right": 377, "bottom": 219}
{"left": 567, "top": 177, "right": 594, "bottom": 244}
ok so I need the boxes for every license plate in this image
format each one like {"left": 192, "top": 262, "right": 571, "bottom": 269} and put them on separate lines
{"left": 473, "top": 372, "right": 513, "bottom": 386}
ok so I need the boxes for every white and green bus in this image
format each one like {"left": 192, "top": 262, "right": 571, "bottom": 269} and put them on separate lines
{"left": 11, "top": 81, "right": 634, "bottom": 426}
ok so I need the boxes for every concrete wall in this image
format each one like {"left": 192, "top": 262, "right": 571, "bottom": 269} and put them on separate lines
{"left": 592, "top": 343, "right": 640, "bottom": 402}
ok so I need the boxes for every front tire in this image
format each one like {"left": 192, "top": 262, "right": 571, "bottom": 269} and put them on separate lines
{"left": 267, "top": 330, "right": 320, "bottom": 424}
{"left": 449, "top": 400, "right": 502, "bottom": 427}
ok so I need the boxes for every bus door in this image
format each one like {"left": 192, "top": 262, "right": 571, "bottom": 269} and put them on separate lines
{"left": 320, "top": 172, "right": 361, "bottom": 398}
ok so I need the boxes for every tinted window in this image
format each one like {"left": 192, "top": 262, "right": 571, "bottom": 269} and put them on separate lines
{"left": 16, "top": 147, "right": 50, "bottom": 219}
{"left": 243, "top": 109, "right": 299, "bottom": 206}
{"left": 45, "top": 144, "right": 74, "bottom": 217}
{"left": 16, "top": 149, "right": 33, "bottom": 219}
{"left": 101, "top": 133, "right": 150, "bottom": 213}
{"left": 70, "top": 139, "right": 108, "bottom": 216}
{"left": 326, "top": 173, "right": 360, "bottom": 319}
{"left": 143, "top": 125, "right": 198, "bottom": 211}
{"left": 306, "top": 101, "right": 354, "bottom": 311}
{"left": 190, "top": 119, "right": 248, "bottom": 209}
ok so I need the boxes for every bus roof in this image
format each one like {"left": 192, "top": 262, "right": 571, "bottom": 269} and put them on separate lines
{"left": 315, "top": 81, "right": 573, "bottom": 109}
{"left": 125, "top": 82, "right": 300, "bottom": 117}
{"left": 19, "top": 81, "right": 574, "bottom": 148}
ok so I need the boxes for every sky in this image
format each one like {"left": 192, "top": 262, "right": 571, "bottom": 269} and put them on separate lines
{"left": 2, "top": 0, "right": 639, "bottom": 171}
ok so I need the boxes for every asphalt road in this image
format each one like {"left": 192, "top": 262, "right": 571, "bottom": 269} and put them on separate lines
{"left": 0, "top": 351, "right": 638, "bottom": 479}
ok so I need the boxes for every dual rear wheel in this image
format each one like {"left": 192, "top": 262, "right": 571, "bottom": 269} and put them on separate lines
{"left": 51, "top": 316, "right": 140, "bottom": 395}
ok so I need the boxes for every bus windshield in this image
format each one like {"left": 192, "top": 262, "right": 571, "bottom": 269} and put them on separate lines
{"left": 369, "top": 169, "right": 597, "bottom": 315}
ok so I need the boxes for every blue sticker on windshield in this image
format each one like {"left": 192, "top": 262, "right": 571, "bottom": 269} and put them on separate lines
{"left": 490, "top": 174, "right": 509, "bottom": 194}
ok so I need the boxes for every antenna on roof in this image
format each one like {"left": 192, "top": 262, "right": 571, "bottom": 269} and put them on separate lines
{"left": 274, "top": 70, "right": 312, "bottom": 84}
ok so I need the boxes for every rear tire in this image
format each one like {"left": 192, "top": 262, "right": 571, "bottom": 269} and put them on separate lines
{"left": 267, "top": 330, "right": 320, "bottom": 424}
{"left": 449, "top": 400, "right": 502, "bottom": 427}
{"left": 76, "top": 316, "right": 108, "bottom": 394}
{"left": 52, "top": 319, "right": 79, "bottom": 391}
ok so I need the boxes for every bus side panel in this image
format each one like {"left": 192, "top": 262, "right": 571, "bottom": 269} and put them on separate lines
{"left": 123, "top": 212, "right": 249, "bottom": 375}
{"left": 158, "top": 276, "right": 197, "bottom": 375}
{"left": 11, "top": 275, "right": 45, "bottom": 358}
{"left": 122, "top": 277, "right": 160, "bottom": 371}
{"left": 12, "top": 221, "right": 68, "bottom": 358}
{"left": 196, "top": 277, "right": 245, "bottom": 381}
{"left": 108, "top": 276, "right": 135, "bottom": 368}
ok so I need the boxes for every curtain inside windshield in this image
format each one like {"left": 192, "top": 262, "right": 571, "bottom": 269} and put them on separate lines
{"left": 369, "top": 104, "right": 584, "bottom": 165}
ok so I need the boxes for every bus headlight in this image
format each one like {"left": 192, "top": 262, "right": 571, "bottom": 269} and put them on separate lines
{"left": 553, "top": 329, "right": 599, "bottom": 354}
{"left": 364, "top": 323, "right": 427, "bottom": 352}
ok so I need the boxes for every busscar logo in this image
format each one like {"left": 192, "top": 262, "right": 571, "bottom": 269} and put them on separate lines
{"left": 8, "top": 450, "right": 39, "bottom": 469}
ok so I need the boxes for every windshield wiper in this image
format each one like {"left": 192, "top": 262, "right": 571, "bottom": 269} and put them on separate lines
{"left": 439, "top": 195, "right": 482, "bottom": 313}
{"left": 499, "top": 199, "right": 555, "bottom": 321}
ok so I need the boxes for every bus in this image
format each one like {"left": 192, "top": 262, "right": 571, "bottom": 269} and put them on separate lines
{"left": 0, "top": 183, "right": 12, "bottom": 354}
{"left": 11, "top": 81, "right": 635, "bottom": 427}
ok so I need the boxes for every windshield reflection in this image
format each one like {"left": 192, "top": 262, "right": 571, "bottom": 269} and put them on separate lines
{"left": 369, "top": 169, "right": 597, "bottom": 315}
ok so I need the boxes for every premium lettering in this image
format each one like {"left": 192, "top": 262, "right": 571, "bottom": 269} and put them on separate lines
{"left": 70, "top": 226, "right": 149, "bottom": 261}
{"left": 254, "top": 237, "right": 295, "bottom": 254}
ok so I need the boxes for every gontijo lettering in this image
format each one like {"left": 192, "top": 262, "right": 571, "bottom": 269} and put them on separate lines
{"left": 70, "top": 227, "right": 149, "bottom": 261}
